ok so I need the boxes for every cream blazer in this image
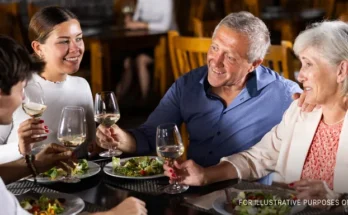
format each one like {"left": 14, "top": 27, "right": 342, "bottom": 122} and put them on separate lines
{"left": 222, "top": 100, "right": 348, "bottom": 193}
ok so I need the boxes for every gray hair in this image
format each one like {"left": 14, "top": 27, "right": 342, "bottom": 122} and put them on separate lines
{"left": 293, "top": 21, "right": 348, "bottom": 96}
{"left": 213, "top": 11, "right": 270, "bottom": 63}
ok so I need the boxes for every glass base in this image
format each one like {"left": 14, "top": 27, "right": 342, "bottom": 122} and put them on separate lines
{"left": 99, "top": 149, "right": 123, "bottom": 158}
{"left": 163, "top": 184, "right": 189, "bottom": 194}
{"left": 59, "top": 176, "right": 80, "bottom": 183}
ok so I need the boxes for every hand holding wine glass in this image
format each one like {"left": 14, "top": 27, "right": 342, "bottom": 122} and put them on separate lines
{"left": 94, "top": 91, "right": 122, "bottom": 157}
{"left": 57, "top": 106, "right": 87, "bottom": 183}
{"left": 21, "top": 82, "right": 49, "bottom": 152}
{"left": 22, "top": 82, "right": 48, "bottom": 138}
{"left": 156, "top": 123, "right": 189, "bottom": 194}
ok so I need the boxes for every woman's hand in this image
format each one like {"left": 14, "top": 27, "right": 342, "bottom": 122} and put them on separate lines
{"left": 18, "top": 118, "right": 48, "bottom": 155}
{"left": 291, "top": 179, "right": 340, "bottom": 209}
{"left": 163, "top": 159, "right": 206, "bottom": 186}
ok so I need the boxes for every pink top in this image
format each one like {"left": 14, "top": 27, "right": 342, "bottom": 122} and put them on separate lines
{"left": 301, "top": 120, "right": 343, "bottom": 189}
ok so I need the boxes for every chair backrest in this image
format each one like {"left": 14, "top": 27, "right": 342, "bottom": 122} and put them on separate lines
{"left": 192, "top": 17, "right": 220, "bottom": 37}
{"left": 339, "top": 13, "right": 348, "bottom": 22}
{"left": 224, "top": 0, "right": 260, "bottom": 17}
{"left": 168, "top": 30, "right": 212, "bottom": 80}
{"left": 313, "top": 0, "right": 336, "bottom": 18}
{"left": 262, "top": 41, "right": 295, "bottom": 81}
{"left": 187, "top": 0, "right": 207, "bottom": 33}
{"left": 0, "top": 2, "right": 26, "bottom": 45}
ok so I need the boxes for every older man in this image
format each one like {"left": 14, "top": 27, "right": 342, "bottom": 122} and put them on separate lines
{"left": 97, "top": 12, "right": 305, "bottom": 178}
{"left": 0, "top": 35, "right": 147, "bottom": 215}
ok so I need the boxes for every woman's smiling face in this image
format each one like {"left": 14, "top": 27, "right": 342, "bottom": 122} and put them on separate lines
{"left": 40, "top": 19, "right": 84, "bottom": 75}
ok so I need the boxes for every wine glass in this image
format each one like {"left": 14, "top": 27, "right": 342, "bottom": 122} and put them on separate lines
{"left": 57, "top": 106, "right": 87, "bottom": 183}
{"left": 121, "top": 0, "right": 135, "bottom": 15}
{"left": 22, "top": 82, "right": 49, "bottom": 151}
{"left": 94, "top": 91, "right": 122, "bottom": 157}
{"left": 156, "top": 123, "right": 189, "bottom": 194}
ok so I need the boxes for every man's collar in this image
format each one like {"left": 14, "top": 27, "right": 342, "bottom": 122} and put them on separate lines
{"left": 200, "top": 65, "right": 277, "bottom": 97}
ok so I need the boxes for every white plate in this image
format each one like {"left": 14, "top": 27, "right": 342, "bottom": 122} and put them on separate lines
{"left": 103, "top": 156, "right": 165, "bottom": 179}
{"left": 16, "top": 191, "right": 85, "bottom": 215}
{"left": 212, "top": 190, "right": 306, "bottom": 215}
{"left": 212, "top": 196, "right": 230, "bottom": 215}
{"left": 28, "top": 161, "right": 101, "bottom": 183}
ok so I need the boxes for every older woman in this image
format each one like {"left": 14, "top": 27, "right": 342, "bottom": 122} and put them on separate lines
{"left": 165, "top": 20, "right": 348, "bottom": 206}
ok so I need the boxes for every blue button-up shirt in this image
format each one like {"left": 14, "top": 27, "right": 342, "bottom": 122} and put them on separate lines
{"left": 130, "top": 65, "right": 302, "bottom": 167}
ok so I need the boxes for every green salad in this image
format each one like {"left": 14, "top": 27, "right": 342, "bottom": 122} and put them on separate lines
{"left": 231, "top": 191, "right": 297, "bottom": 215}
{"left": 20, "top": 195, "right": 65, "bottom": 214}
{"left": 112, "top": 156, "right": 163, "bottom": 177}
{"left": 41, "top": 159, "right": 89, "bottom": 180}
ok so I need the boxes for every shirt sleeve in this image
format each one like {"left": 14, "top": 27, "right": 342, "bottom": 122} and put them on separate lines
{"left": 129, "top": 78, "right": 184, "bottom": 155}
{"left": 220, "top": 100, "right": 299, "bottom": 180}
{"left": 0, "top": 178, "right": 31, "bottom": 215}
{"left": 0, "top": 123, "right": 22, "bottom": 164}
{"left": 132, "top": 0, "right": 141, "bottom": 21}
{"left": 146, "top": 0, "right": 174, "bottom": 32}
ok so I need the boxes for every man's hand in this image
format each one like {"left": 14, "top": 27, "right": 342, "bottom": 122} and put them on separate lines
{"left": 292, "top": 92, "right": 319, "bottom": 112}
{"left": 34, "top": 143, "right": 73, "bottom": 173}
{"left": 98, "top": 197, "right": 147, "bottom": 215}
{"left": 96, "top": 124, "right": 136, "bottom": 153}
{"left": 18, "top": 118, "right": 48, "bottom": 155}
{"left": 163, "top": 160, "right": 206, "bottom": 186}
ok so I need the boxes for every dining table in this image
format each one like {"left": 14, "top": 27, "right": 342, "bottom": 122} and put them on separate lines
{"left": 82, "top": 25, "right": 167, "bottom": 96}
{"left": 7, "top": 158, "right": 345, "bottom": 215}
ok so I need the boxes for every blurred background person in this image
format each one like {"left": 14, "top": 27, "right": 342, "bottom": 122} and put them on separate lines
{"left": 116, "top": 0, "right": 177, "bottom": 101}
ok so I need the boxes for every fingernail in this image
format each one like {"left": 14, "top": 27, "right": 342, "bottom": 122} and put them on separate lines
{"left": 288, "top": 183, "right": 294, "bottom": 187}
{"left": 169, "top": 169, "right": 173, "bottom": 173}
{"left": 39, "top": 120, "right": 44, "bottom": 123}
{"left": 172, "top": 173, "right": 176, "bottom": 178}
{"left": 45, "top": 129, "right": 49, "bottom": 133}
{"left": 44, "top": 126, "right": 48, "bottom": 129}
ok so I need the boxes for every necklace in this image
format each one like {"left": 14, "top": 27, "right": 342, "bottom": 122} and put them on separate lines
{"left": 322, "top": 117, "right": 345, "bottom": 126}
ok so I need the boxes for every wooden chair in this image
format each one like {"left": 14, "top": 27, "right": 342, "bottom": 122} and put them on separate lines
{"left": 313, "top": 0, "right": 336, "bottom": 19}
{"left": 262, "top": 41, "right": 296, "bottom": 81}
{"left": 153, "top": 36, "right": 169, "bottom": 96}
{"left": 187, "top": 0, "right": 208, "bottom": 33}
{"left": 224, "top": 0, "right": 259, "bottom": 17}
{"left": 192, "top": 17, "right": 220, "bottom": 37}
{"left": 168, "top": 30, "right": 212, "bottom": 158}
{"left": 339, "top": 13, "right": 348, "bottom": 22}
{"left": 0, "top": 2, "right": 26, "bottom": 46}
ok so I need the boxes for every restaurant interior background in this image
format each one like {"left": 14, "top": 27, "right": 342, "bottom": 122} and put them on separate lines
{"left": 0, "top": 0, "right": 347, "bottom": 129}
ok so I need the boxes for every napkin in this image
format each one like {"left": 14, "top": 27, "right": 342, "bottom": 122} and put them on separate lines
{"left": 184, "top": 187, "right": 241, "bottom": 210}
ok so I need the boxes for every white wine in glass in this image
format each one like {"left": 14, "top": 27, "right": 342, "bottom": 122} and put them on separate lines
{"left": 94, "top": 91, "right": 122, "bottom": 157}
{"left": 156, "top": 123, "right": 189, "bottom": 194}
{"left": 57, "top": 106, "right": 87, "bottom": 183}
{"left": 22, "top": 82, "right": 49, "bottom": 141}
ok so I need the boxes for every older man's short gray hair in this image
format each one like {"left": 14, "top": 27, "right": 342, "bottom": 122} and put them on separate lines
{"left": 293, "top": 21, "right": 348, "bottom": 96}
{"left": 213, "top": 11, "right": 270, "bottom": 63}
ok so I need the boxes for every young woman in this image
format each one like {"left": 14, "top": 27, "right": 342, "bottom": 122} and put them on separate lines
{"left": 0, "top": 6, "right": 95, "bottom": 163}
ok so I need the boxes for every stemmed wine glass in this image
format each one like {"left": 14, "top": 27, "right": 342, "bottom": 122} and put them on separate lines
{"left": 57, "top": 106, "right": 87, "bottom": 183}
{"left": 22, "top": 82, "right": 49, "bottom": 150}
{"left": 94, "top": 91, "right": 122, "bottom": 157}
{"left": 156, "top": 123, "right": 189, "bottom": 194}
{"left": 121, "top": 0, "right": 135, "bottom": 15}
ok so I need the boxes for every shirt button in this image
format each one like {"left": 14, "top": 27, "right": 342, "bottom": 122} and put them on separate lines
{"left": 217, "top": 131, "right": 221, "bottom": 135}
